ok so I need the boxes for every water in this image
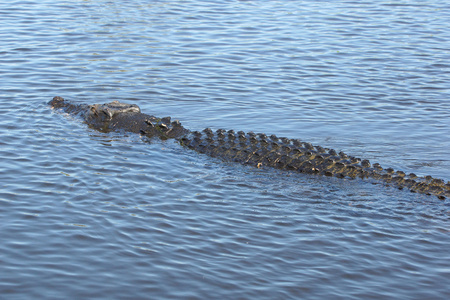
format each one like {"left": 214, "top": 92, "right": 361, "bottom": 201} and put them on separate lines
{"left": 1, "top": 0, "right": 450, "bottom": 299}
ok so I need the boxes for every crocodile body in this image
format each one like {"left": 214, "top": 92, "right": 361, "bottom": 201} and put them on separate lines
{"left": 49, "top": 96, "right": 450, "bottom": 199}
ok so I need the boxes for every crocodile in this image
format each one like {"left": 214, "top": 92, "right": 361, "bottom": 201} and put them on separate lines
{"left": 49, "top": 96, "right": 450, "bottom": 200}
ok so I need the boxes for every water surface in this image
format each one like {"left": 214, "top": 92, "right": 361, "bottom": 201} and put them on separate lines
{"left": 1, "top": 0, "right": 449, "bottom": 299}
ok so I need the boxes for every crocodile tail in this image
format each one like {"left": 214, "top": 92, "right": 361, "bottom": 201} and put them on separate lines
{"left": 178, "top": 128, "right": 450, "bottom": 199}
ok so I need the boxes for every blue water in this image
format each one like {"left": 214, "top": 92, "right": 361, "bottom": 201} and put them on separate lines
{"left": 1, "top": 0, "right": 450, "bottom": 299}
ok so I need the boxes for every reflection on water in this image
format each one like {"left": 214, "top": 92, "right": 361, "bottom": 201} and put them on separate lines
{"left": 0, "top": 0, "right": 449, "bottom": 299}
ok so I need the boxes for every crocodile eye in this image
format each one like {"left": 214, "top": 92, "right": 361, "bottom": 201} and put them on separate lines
{"left": 101, "top": 109, "right": 113, "bottom": 120}
{"left": 90, "top": 106, "right": 98, "bottom": 116}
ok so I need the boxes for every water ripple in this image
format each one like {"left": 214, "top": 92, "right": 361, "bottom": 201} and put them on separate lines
{"left": 1, "top": 0, "right": 450, "bottom": 299}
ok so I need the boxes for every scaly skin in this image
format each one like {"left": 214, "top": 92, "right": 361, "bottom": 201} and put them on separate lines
{"left": 49, "top": 97, "right": 450, "bottom": 199}
{"left": 49, "top": 96, "right": 188, "bottom": 139}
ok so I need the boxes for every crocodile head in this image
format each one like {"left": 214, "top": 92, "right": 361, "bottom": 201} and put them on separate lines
{"left": 49, "top": 96, "right": 70, "bottom": 109}
{"left": 85, "top": 101, "right": 141, "bottom": 123}
{"left": 50, "top": 96, "right": 142, "bottom": 127}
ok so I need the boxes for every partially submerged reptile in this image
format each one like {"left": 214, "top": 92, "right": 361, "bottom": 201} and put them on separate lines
{"left": 49, "top": 96, "right": 450, "bottom": 199}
